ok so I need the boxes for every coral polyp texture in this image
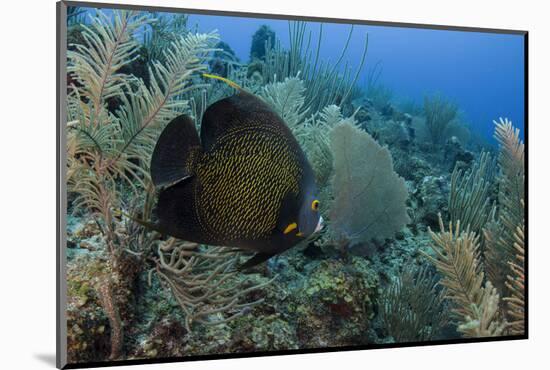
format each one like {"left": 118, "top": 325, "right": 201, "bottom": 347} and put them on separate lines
{"left": 63, "top": 6, "right": 526, "bottom": 365}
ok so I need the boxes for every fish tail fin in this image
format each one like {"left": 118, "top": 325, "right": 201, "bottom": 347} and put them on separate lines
{"left": 202, "top": 73, "right": 242, "bottom": 90}
{"left": 151, "top": 114, "right": 202, "bottom": 188}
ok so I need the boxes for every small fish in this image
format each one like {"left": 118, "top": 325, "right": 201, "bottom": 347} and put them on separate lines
{"left": 147, "top": 75, "right": 323, "bottom": 269}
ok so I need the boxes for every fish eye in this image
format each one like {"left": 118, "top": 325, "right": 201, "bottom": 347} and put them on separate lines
{"left": 311, "top": 199, "right": 320, "bottom": 211}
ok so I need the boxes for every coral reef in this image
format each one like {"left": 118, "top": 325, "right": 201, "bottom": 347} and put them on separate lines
{"left": 153, "top": 238, "right": 272, "bottom": 331}
{"left": 449, "top": 152, "right": 496, "bottom": 237}
{"left": 423, "top": 94, "right": 459, "bottom": 145}
{"left": 292, "top": 258, "right": 378, "bottom": 346}
{"left": 66, "top": 254, "right": 112, "bottom": 363}
{"left": 380, "top": 265, "right": 449, "bottom": 342}
{"left": 504, "top": 223, "right": 525, "bottom": 335}
{"left": 423, "top": 215, "right": 507, "bottom": 337}
{"left": 410, "top": 174, "right": 449, "bottom": 230}
{"left": 143, "top": 12, "right": 189, "bottom": 63}
{"left": 484, "top": 118, "right": 525, "bottom": 297}
{"left": 209, "top": 41, "right": 239, "bottom": 77}
{"left": 250, "top": 25, "right": 276, "bottom": 61}
{"left": 262, "top": 22, "right": 368, "bottom": 113}
{"left": 422, "top": 119, "right": 525, "bottom": 338}
{"left": 260, "top": 77, "right": 309, "bottom": 128}
{"left": 63, "top": 8, "right": 525, "bottom": 365}
{"left": 65, "top": 10, "right": 275, "bottom": 362}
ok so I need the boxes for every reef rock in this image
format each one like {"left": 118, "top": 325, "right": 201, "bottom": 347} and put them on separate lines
{"left": 290, "top": 258, "right": 378, "bottom": 347}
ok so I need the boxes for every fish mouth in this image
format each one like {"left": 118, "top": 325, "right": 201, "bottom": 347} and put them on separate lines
{"left": 314, "top": 216, "right": 324, "bottom": 233}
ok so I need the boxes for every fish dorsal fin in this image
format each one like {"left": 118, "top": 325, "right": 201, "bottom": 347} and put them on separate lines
{"left": 200, "top": 90, "right": 283, "bottom": 152}
{"left": 151, "top": 114, "right": 202, "bottom": 188}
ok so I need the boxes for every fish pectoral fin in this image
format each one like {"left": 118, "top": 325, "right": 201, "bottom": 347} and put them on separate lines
{"left": 238, "top": 253, "right": 275, "bottom": 271}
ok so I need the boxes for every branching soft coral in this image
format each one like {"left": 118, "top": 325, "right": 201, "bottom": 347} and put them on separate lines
{"left": 423, "top": 215, "right": 507, "bottom": 338}
{"left": 153, "top": 239, "right": 274, "bottom": 331}
{"left": 68, "top": 11, "right": 149, "bottom": 129}
{"left": 504, "top": 223, "right": 525, "bottom": 335}
{"left": 457, "top": 281, "right": 506, "bottom": 337}
{"left": 423, "top": 94, "right": 458, "bottom": 145}
{"left": 66, "top": 12, "right": 276, "bottom": 355}
{"left": 380, "top": 265, "right": 448, "bottom": 342}
{"left": 484, "top": 118, "right": 525, "bottom": 297}
{"left": 449, "top": 152, "right": 496, "bottom": 238}
{"left": 261, "top": 21, "right": 368, "bottom": 113}
{"left": 426, "top": 118, "right": 525, "bottom": 338}
{"left": 259, "top": 76, "right": 309, "bottom": 129}
{"left": 67, "top": 10, "right": 217, "bottom": 255}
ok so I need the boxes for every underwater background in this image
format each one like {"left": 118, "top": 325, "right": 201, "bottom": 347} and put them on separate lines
{"left": 187, "top": 14, "right": 525, "bottom": 142}
{"left": 65, "top": 5, "right": 526, "bottom": 364}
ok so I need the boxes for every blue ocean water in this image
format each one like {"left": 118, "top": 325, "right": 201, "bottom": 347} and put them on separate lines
{"left": 73, "top": 7, "right": 525, "bottom": 142}
{"left": 187, "top": 13, "right": 525, "bottom": 143}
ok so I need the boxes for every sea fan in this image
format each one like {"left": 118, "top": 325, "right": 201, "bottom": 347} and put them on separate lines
{"left": 329, "top": 122, "right": 410, "bottom": 245}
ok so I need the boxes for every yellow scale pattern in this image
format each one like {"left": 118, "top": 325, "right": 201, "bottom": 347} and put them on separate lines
{"left": 195, "top": 126, "right": 303, "bottom": 242}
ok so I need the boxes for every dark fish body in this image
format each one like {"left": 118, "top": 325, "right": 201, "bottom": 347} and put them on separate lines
{"left": 150, "top": 89, "right": 321, "bottom": 266}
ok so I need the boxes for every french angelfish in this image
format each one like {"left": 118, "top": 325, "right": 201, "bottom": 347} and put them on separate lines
{"left": 149, "top": 74, "right": 323, "bottom": 269}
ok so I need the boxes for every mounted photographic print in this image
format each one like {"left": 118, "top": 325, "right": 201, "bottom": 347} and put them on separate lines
{"left": 56, "top": 1, "right": 527, "bottom": 368}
